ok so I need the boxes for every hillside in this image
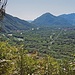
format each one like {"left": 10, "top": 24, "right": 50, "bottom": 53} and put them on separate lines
{"left": 59, "top": 13, "right": 75, "bottom": 25}
{"left": 0, "top": 14, "right": 33, "bottom": 32}
{"left": 32, "top": 12, "right": 57, "bottom": 26}
{"left": 32, "top": 13, "right": 73, "bottom": 27}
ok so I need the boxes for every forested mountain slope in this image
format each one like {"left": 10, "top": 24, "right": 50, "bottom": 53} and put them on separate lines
{"left": 0, "top": 14, "right": 33, "bottom": 32}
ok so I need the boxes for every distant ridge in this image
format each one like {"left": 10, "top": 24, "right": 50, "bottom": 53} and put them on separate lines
{"left": 59, "top": 13, "right": 75, "bottom": 25}
{"left": 32, "top": 12, "right": 75, "bottom": 27}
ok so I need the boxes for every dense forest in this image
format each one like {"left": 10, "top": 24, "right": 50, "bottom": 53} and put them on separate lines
{"left": 0, "top": 26, "right": 75, "bottom": 75}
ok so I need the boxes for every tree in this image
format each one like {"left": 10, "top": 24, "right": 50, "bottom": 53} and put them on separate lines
{"left": 0, "top": 0, "right": 7, "bottom": 20}
{"left": 45, "top": 55, "right": 59, "bottom": 75}
{"left": 0, "top": 42, "right": 17, "bottom": 75}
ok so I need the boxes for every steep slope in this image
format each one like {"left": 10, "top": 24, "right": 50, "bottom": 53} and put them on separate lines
{"left": 0, "top": 14, "right": 33, "bottom": 32}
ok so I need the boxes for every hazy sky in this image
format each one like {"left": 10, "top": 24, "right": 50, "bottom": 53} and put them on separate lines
{"left": 6, "top": 0, "right": 75, "bottom": 20}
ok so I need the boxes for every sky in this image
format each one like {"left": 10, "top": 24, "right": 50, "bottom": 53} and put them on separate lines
{"left": 6, "top": 0, "right": 75, "bottom": 20}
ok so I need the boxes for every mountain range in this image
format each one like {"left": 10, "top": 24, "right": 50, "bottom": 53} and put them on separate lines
{"left": 0, "top": 12, "right": 75, "bottom": 32}
{"left": 32, "top": 12, "right": 75, "bottom": 27}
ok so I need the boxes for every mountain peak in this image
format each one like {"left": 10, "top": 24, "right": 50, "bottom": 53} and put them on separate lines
{"left": 32, "top": 12, "right": 56, "bottom": 26}
{"left": 41, "top": 12, "right": 55, "bottom": 17}
{"left": 43, "top": 12, "right": 52, "bottom": 15}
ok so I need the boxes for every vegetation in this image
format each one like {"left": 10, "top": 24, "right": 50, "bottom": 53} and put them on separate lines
{"left": 0, "top": 1, "right": 75, "bottom": 74}
{"left": 0, "top": 14, "right": 33, "bottom": 32}
{"left": 1, "top": 27, "right": 75, "bottom": 59}
{"left": 0, "top": 26, "right": 75, "bottom": 75}
{"left": 0, "top": 41, "right": 75, "bottom": 75}
{"left": 32, "top": 13, "right": 75, "bottom": 26}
